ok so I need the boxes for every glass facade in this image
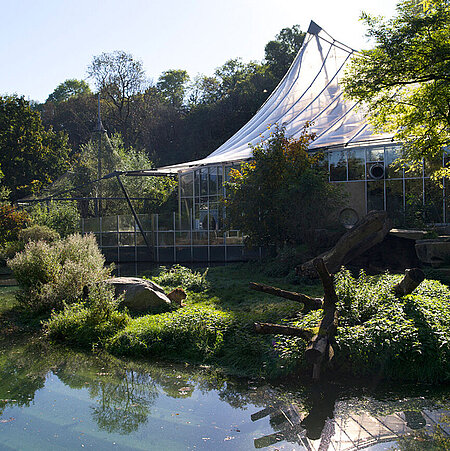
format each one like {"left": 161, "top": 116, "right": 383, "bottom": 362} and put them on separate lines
{"left": 83, "top": 144, "right": 449, "bottom": 265}
{"left": 179, "top": 144, "right": 449, "bottom": 232}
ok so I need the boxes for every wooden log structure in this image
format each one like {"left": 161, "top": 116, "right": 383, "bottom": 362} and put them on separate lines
{"left": 252, "top": 254, "right": 425, "bottom": 382}
{"left": 249, "top": 282, "right": 323, "bottom": 311}
{"left": 304, "top": 258, "right": 339, "bottom": 380}
{"left": 299, "top": 210, "right": 391, "bottom": 278}
{"left": 393, "top": 268, "right": 425, "bottom": 297}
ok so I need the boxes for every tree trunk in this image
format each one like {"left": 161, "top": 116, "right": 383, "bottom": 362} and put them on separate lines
{"left": 304, "top": 258, "right": 339, "bottom": 380}
{"left": 299, "top": 210, "right": 391, "bottom": 278}
{"left": 393, "top": 268, "right": 425, "bottom": 297}
{"left": 249, "top": 282, "right": 322, "bottom": 311}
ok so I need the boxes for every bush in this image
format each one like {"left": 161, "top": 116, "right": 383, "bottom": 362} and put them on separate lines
{"left": 44, "top": 283, "right": 129, "bottom": 347}
{"left": 30, "top": 201, "right": 80, "bottom": 237}
{"left": 18, "top": 225, "right": 60, "bottom": 243}
{"left": 108, "top": 305, "right": 233, "bottom": 359}
{"left": 0, "top": 241, "right": 25, "bottom": 264}
{"left": 8, "top": 234, "right": 111, "bottom": 312}
{"left": 0, "top": 205, "right": 30, "bottom": 244}
{"left": 151, "top": 265, "right": 210, "bottom": 292}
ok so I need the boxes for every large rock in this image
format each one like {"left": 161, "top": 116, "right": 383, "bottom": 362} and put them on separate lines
{"left": 105, "top": 277, "right": 172, "bottom": 312}
{"left": 415, "top": 239, "right": 450, "bottom": 267}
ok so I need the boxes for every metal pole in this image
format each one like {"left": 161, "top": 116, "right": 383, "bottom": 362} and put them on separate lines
{"left": 115, "top": 173, "right": 152, "bottom": 252}
{"left": 97, "top": 93, "right": 102, "bottom": 217}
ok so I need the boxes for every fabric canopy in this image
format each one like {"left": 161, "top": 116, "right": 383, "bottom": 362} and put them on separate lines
{"left": 137, "top": 21, "right": 393, "bottom": 176}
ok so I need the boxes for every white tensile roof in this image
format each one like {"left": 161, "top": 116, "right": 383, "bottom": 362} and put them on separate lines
{"left": 140, "top": 21, "right": 393, "bottom": 175}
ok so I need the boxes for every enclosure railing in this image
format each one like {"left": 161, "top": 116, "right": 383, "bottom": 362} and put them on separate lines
{"left": 81, "top": 211, "right": 259, "bottom": 263}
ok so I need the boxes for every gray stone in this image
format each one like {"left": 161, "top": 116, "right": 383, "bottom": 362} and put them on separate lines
{"left": 415, "top": 239, "right": 450, "bottom": 267}
{"left": 105, "top": 277, "right": 172, "bottom": 312}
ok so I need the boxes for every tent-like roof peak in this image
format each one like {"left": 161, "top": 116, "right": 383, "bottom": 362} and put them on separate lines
{"left": 151, "top": 21, "right": 394, "bottom": 174}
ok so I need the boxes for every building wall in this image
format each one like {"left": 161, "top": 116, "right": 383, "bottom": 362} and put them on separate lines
{"left": 178, "top": 144, "right": 448, "bottom": 230}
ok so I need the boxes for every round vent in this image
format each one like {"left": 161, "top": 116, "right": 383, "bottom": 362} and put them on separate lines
{"left": 369, "top": 163, "right": 385, "bottom": 180}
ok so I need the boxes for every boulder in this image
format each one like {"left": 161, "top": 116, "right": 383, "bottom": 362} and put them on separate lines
{"left": 105, "top": 277, "right": 172, "bottom": 312}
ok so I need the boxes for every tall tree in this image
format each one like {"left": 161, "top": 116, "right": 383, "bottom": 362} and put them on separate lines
{"left": 225, "top": 126, "right": 342, "bottom": 248}
{"left": 264, "top": 25, "right": 305, "bottom": 79}
{"left": 157, "top": 69, "right": 189, "bottom": 108}
{"left": 87, "top": 51, "right": 146, "bottom": 143}
{"left": 0, "top": 95, "right": 71, "bottom": 200}
{"left": 46, "top": 79, "right": 91, "bottom": 103}
{"left": 342, "top": 0, "right": 450, "bottom": 173}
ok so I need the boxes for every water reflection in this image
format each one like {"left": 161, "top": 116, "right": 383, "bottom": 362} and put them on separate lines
{"left": 0, "top": 335, "right": 449, "bottom": 450}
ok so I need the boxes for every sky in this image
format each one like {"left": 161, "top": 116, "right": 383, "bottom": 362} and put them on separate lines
{"left": 0, "top": 0, "right": 397, "bottom": 103}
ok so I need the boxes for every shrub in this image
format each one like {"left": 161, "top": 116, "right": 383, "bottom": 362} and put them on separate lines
{"left": 0, "top": 205, "right": 30, "bottom": 244}
{"left": 0, "top": 241, "right": 25, "bottom": 264}
{"left": 18, "top": 225, "right": 60, "bottom": 243}
{"left": 30, "top": 201, "right": 80, "bottom": 237}
{"left": 108, "top": 305, "right": 234, "bottom": 359}
{"left": 8, "top": 234, "right": 111, "bottom": 312}
{"left": 151, "top": 265, "right": 210, "bottom": 292}
{"left": 44, "top": 283, "right": 129, "bottom": 347}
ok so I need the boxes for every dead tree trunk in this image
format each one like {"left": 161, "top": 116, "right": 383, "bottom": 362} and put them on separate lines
{"left": 393, "top": 268, "right": 425, "bottom": 297}
{"left": 252, "top": 260, "right": 424, "bottom": 382}
{"left": 249, "top": 282, "right": 323, "bottom": 311}
{"left": 304, "top": 259, "right": 339, "bottom": 380}
{"left": 299, "top": 211, "right": 391, "bottom": 278}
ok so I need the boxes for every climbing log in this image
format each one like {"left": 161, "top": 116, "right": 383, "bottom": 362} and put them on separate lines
{"left": 249, "top": 282, "right": 323, "bottom": 311}
{"left": 393, "top": 268, "right": 425, "bottom": 298}
{"left": 304, "top": 258, "right": 339, "bottom": 380}
{"left": 299, "top": 210, "right": 391, "bottom": 278}
{"left": 254, "top": 322, "right": 313, "bottom": 341}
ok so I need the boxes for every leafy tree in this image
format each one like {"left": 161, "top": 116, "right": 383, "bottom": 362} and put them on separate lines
{"left": 342, "top": 0, "right": 450, "bottom": 174}
{"left": 265, "top": 25, "right": 306, "bottom": 79}
{"left": 41, "top": 90, "right": 98, "bottom": 151}
{"left": 46, "top": 79, "right": 91, "bottom": 103}
{"left": 50, "top": 133, "right": 177, "bottom": 216}
{"left": 226, "top": 125, "right": 343, "bottom": 248}
{"left": 87, "top": 51, "right": 146, "bottom": 142}
{"left": 0, "top": 95, "right": 71, "bottom": 200}
{"left": 157, "top": 69, "right": 189, "bottom": 108}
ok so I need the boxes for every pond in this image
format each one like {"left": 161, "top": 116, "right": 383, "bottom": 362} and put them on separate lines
{"left": 0, "top": 335, "right": 449, "bottom": 450}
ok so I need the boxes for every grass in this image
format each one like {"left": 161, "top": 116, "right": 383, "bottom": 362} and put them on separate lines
{"left": 5, "top": 261, "right": 450, "bottom": 382}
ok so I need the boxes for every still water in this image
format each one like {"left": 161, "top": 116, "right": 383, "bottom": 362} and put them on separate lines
{"left": 0, "top": 335, "right": 449, "bottom": 450}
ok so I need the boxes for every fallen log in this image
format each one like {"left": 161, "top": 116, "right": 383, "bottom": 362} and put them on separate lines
{"left": 249, "top": 282, "right": 323, "bottom": 311}
{"left": 299, "top": 210, "right": 391, "bottom": 278}
{"left": 393, "top": 268, "right": 425, "bottom": 297}
{"left": 254, "top": 322, "right": 313, "bottom": 341}
{"left": 304, "top": 258, "right": 339, "bottom": 380}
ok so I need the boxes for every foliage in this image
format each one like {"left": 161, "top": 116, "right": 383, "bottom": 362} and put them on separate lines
{"left": 0, "top": 205, "right": 31, "bottom": 244}
{"left": 8, "top": 234, "right": 111, "bottom": 312}
{"left": 109, "top": 305, "right": 234, "bottom": 360}
{"left": 18, "top": 225, "right": 60, "bottom": 244}
{"left": 56, "top": 133, "right": 177, "bottom": 215}
{"left": 275, "top": 269, "right": 450, "bottom": 382}
{"left": 0, "top": 241, "right": 25, "bottom": 264}
{"left": 157, "top": 69, "right": 190, "bottom": 108}
{"left": 342, "top": 0, "right": 450, "bottom": 175}
{"left": 46, "top": 79, "right": 91, "bottom": 103}
{"left": 88, "top": 50, "right": 146, "bottom": 141}
{"left": 151, "top": 264, "right": 210, "bottom": 292}
{"left": 225, "top": 125, "right": 343, "bottom": 248}
{"left": 264, "top": 24, "right": 306, "bottom": 78}
{"left": 0, "top": 95, "right": 71, "bottom": 200}
{"left": 44, "top": 283, "right": 129, "bottom": 348}
{"left": 29, "top": 201, "right": 80, "bottom": 237}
